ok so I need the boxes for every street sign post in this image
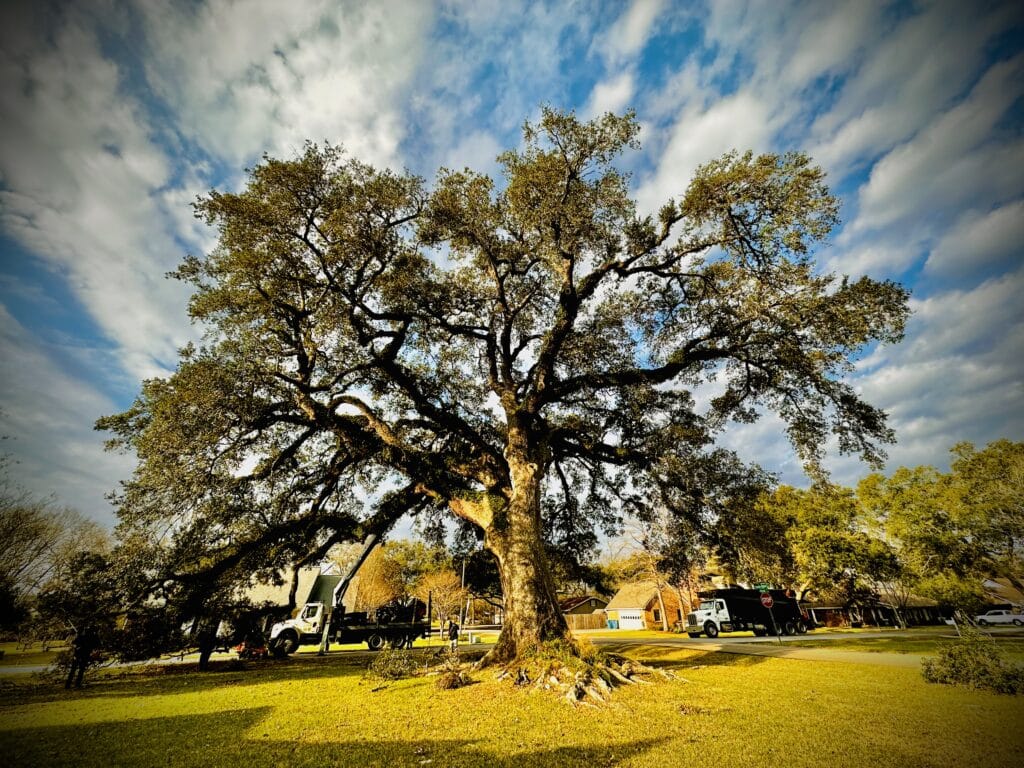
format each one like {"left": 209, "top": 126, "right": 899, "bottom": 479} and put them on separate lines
{"left": 761, "top": 592, "right": 782, "bottom": 644}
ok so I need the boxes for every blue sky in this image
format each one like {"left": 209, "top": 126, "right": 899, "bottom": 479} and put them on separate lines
{"left": 1, "top": 0, "right": 1022, "bottom": 527}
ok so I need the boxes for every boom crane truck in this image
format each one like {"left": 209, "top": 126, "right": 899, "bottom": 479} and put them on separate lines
{"left": 267, "top": 534, "right": 428, "bottom": 656}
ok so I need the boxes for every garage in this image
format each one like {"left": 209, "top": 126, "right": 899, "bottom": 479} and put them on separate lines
{"left": 617, "top": 610, "right": 646, "bottom": 629}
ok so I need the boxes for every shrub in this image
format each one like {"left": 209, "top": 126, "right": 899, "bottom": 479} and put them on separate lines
{"left": 922, "top": 626, "right": 1024, "bottom": 695}
{"left": 366, "top": 648, "right": 416, "bottom": 682}
{"left": 434, "top": 648, "right": 470, "bottom": 690}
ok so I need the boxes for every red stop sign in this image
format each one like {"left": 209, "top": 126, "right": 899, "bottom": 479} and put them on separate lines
{"left": 760, "top": 593, "right": 774, "bottom": 608}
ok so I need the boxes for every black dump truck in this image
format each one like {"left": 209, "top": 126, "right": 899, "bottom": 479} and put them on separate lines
{"left": 684, "top": 588, "right": 814, "bottom": 638}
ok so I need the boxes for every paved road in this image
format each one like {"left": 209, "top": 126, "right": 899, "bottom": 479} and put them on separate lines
{"left": 587, "top": 626, "right": 1023, "bottom": 668}
{"left": 591, "top": 635, "right": 928, "bottom": 667}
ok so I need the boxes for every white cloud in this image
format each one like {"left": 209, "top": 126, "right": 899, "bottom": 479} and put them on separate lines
{"left": 850, "top": 269, "right": 1024, "bottom": 472}
{"left": 137, "top": 0, "right": 432, "bottom": 169}
{"left": 810, "top": 0, "right": 1020, "bottom": 176}
{"left": 851, "top": 54, "right": 1024, "bottom": 234}
{"left": 0, "top": 305, "right": 133, "bottom": 526}
{"left": 635, "top": 90, "right": 774, "bottom": 215}
{"left": 926, "top": 200, "right": 1024, "bottom": 279}
{"left": 0, "top": 5, "right": 194, "bottom": 382}
{"left": 584, "top": 70, "right": 635, "bottom": 118}
{"left": 592, "top": 0, "right": 665, "bottom": 68}
{"left": 441, "top": 131, "right": 503, "bottom": 178}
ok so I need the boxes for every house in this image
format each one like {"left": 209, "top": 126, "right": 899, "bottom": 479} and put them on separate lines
{"left": 605, "top": 581, "right": 685, "bottom": 630}
{"left": 983, "top": 578, "right": 1024, "bottom": 609}
{"left": 559, "top": 595, "right": 608, "bottom": 615}
{"left": 559, "top": 594, "right": 609, "bottom": 630}
{"left": 239, "top": 566, "right": 346, "bottom": 631}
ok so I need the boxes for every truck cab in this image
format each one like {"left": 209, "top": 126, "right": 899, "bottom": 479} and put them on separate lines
{"left": 686, "top": 598, "right": 731, "bottom": 638}
{"left": 269, "top": 602, "right": 327, "bottom": 653}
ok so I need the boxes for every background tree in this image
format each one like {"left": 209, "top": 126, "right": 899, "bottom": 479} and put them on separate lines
{"left": 100, "top": 108, "right": 908, "bottom": 667}
{"left": 947, "top": 440, "right": 1024, "bottom": 592}
{"left": 765, "top": 485, "right": 896, "bottom": 608}
{"left": 413, "top": 569, "right": 467, "bottom": 627}
{"left": 347, "top": 545, "right": 405, "bottom": 612}
{"left": 0, "top": 454, "right": 110, "bottom": 633}
{"left": 857, "top": 459, "right": 993, "bottom": 618}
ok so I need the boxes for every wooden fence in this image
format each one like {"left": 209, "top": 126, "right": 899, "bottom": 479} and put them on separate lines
{"left": 564, "top": 611, "right": 608, "bottom": 630}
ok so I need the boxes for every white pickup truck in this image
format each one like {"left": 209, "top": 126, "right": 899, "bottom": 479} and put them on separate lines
{"left": 974, "top": 609, "right": 1024, "bottom": 626}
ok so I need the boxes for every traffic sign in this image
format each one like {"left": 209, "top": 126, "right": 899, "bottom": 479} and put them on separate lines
{"left": 760, "top": 593, "right": 774, "bottom": 608}
{"left": 753, "top": 583, "right": 772, "bottom": 592}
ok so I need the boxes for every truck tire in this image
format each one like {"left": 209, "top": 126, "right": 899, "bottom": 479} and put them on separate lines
{"left": 272, "top": 631, "right": 298, "bottom": 658}
{"left": 687, "top": 632, "right": 701, "bottom": 638}
{"left": 782, "top": 621, "right": 796, "bottom": 636}
{"left": 366, "top": 633, "right": 385, "bottom": 651}
{"left": 978, "top": 619, "right": 988, "bottom": 626}
{"left": 704, "top": 622, "right": 719, "bottom": 638}
{"left": 796, "top": 620, "right": 808, "bottom": 634}
{"left": 1013, "top": 619, "right": 1022, "bottom": 627}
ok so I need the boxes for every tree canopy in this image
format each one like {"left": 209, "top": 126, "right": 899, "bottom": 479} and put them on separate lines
{"left": 99, "top": 108, "right": 908, "bottom": 663}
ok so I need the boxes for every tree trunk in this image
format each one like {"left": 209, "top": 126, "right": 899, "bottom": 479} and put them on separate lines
{"left": 655, "top": 584, "right": 668, "bottom": 632}
{"left": 481, "top": 455, "right": 571, "bottom": 665}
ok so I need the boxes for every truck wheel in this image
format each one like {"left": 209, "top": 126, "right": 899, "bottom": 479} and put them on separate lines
{"left": 782, "top": 621, "right": 796, "bottom": 635}
{"left": 366, "top": 633, "right": 385, "bottom": 651}
{"left": 704, "top": 622, "right": 719, "bottom": 638}
{"left": 978, "top": 619, "right": 988, "bottom": 626}
{"left": 282, "top": 632, "right": 299, "bottom": 654}
{"left": 796, "top": 620, "right": 808, "bottom": 634}
{"left": 687, "top": 632, "right": 701, "bottom": 638}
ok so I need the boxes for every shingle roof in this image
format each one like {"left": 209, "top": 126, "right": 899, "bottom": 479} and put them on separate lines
{"left": 606, "top": 580, "right": 662, "bottom": 611}
{"left": 559, "top": 595, "right": 608, "bottom": 612}
{"left": 240, "top": 566, "right": 323, "bottom": 607}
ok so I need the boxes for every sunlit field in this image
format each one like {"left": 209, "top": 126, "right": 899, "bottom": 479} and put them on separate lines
{"left": 2, "top": 643, "right": 1022, "bottom": 767}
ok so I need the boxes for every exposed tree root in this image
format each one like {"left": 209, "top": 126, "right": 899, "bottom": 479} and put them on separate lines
{"left": 491, "top": 644, "right": 678, "bottom": 706}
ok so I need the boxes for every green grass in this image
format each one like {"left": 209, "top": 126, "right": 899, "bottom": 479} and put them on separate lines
{"left": 779, "top": 633, "right": 1024, "bottom": 660}
{"left": 0, "top": 642, "right": 66, "bottom": 667}
{"left": 1, "top": 644, "right": 1022, "bottom": 767}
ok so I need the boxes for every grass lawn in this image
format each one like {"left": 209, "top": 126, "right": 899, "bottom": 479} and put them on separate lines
{"left": 1, "top": 644, "right": 1022, "bottom": 767}
{"left": 776, "top": 631, "right": 1024, "bottom": 661}
{"left": 0, "top": 642, "right": 66, "bottom": 668}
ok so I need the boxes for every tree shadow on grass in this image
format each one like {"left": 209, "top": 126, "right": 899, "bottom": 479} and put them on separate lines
{"left": 1, "top": 650, "right": 423, "bottom": 707}
{"left": 0, "top": 705, "right": 666, "bottom": 768}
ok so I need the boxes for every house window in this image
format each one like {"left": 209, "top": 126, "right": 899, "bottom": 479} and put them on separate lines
{"left": 677, "top": 609, "right": 682, "bottom": 620}
{"left": 653, "top": 609, "right": 661, "bottom": 622}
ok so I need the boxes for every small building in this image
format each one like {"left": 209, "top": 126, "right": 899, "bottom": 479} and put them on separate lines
{"left": 605, "top": 581, "right": 684, "bottom": 630}
{"left": 559, "top": 595, "right": 609, "bottom": 615}
{"left": 239, "top": 567, "right": 345, "bottom": 631}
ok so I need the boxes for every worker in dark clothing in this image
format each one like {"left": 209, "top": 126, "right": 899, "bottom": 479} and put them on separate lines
{"left": 65, "top": 625, "right": 98, "bottom": 689}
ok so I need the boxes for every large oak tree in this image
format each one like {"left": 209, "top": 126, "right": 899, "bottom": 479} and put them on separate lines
{"left": 100, "top": 109, "right": 908, "bottom": 665}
